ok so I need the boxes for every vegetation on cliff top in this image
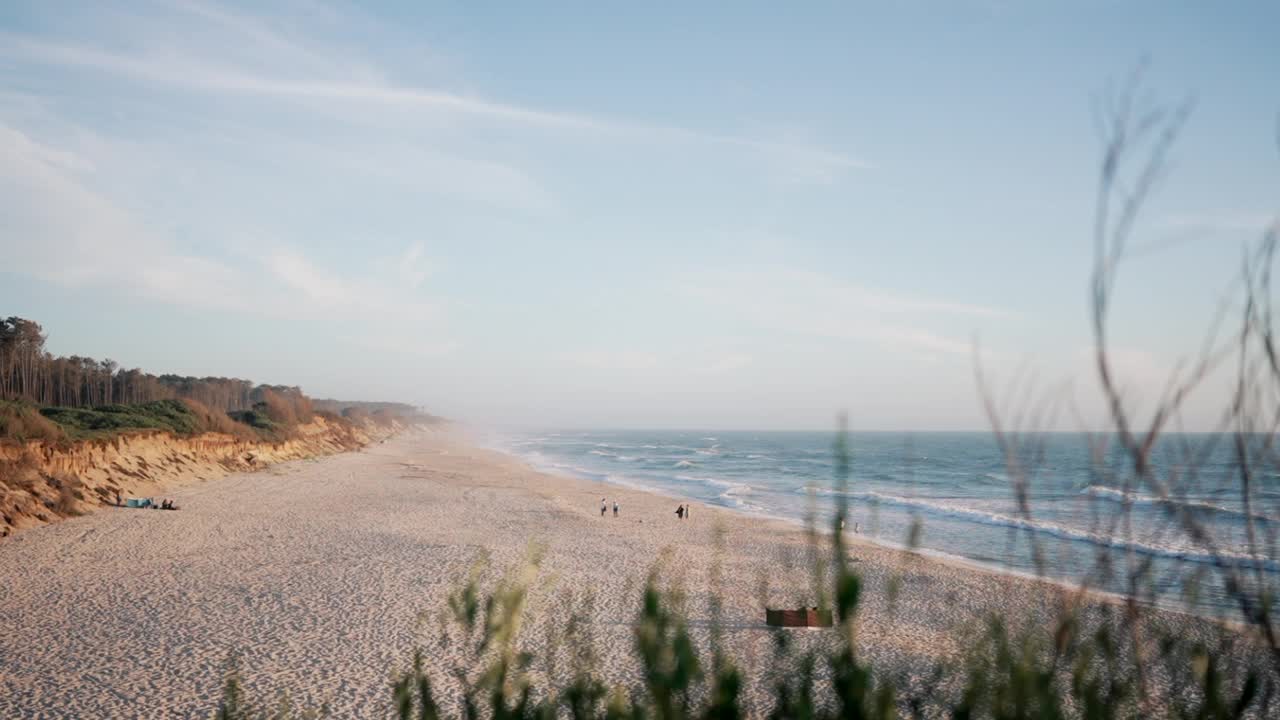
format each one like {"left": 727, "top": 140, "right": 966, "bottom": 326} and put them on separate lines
{"left": 41, "top": 399, "right": 221, "bottom": 439}
{"left": 0, "top": 317, "right": 434, "bottom": 446}
{"left": 0, "top": 392, "right": 326, "bottom": 445}
{"left": 0, "top": 400, "right": 64, "bottom": 443}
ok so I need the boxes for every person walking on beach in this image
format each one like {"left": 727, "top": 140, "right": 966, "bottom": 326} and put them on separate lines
{"left": 675, "top": 504, "right": 684, "bottom": 520}
{"left": 613, "top": 501, "right": 619, "bottom": 517}
{"left": 601, "top": 498, "right": 607, "bottom": 517}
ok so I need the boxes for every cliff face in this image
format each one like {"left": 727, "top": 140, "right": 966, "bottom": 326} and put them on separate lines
{"left": 0, "top": 416, "right": 399, "bottom": 537}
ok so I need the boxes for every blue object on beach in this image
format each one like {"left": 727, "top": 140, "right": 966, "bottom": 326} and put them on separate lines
{"left": 125, "top": 498, "right": 152, "bottom": 508}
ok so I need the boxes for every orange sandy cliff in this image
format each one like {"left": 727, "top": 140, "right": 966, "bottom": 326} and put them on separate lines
{"left": 0, "top": 415, "right": 401, "bottom": 538}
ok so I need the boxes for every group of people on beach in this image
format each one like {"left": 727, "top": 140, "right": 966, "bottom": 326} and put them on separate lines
{"left": 598, "top": 497, "right": 693, "bottom": 521}
{"left": 113, "top": 492, "right": 177, "bottom": 510}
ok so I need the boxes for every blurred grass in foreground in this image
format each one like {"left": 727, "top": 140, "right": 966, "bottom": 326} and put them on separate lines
{"left": 211, "top": 420, "right": 1270, "bottom": 720}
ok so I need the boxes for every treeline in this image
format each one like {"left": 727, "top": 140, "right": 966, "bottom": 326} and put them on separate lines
{"left": 1, "top": 316, "right": 309, "bottom": 414}
{"left": 312, "top": 398, "right": 443, "bottom": 426}
{"left": 0, "top": 316, "right": 434, "bottom": 445}
{"left": 312, "top": 399, "right": 418, "bottom": 416}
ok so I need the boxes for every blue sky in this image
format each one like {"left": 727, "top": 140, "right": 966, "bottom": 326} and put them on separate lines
{"left": 0, "top": 1, "right": 1276, "bottom": 430}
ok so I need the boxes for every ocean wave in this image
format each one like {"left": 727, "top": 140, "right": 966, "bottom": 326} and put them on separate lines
{"left": 1083, "top": 485, "right": 1272, "bottom": 523}
{"left": 672, "top": 473, "right": 755, "bottom": 499}
{"left": 790, "top": 457, "right": 831, "bottom": 466}
{"left": 724, "top": 494, "right": 768, "bottom": 514}
{"left": 588, "top": 449, "right": 614, "bottom": 457}
{"left": 704, "top": 476, "right": 753, "bottom": 493}
{"left": 839, "top": 489, "right": 1278, "bottom": 571}
{"left": 674, "top": 460, "right": 696, "bottom": 468}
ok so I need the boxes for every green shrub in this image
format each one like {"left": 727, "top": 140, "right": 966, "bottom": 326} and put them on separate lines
{"left": 40, "top": 400, "right": 203, "bottom": 438}
{"left": 39, "top": 399, "right": 269, "bottom": 440}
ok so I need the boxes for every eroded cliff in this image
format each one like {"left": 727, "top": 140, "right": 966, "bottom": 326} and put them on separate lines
{"left": 0, "top": 416, "right": 399, "bottom": 537}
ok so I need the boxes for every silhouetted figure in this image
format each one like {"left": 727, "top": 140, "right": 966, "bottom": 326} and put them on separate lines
{"left": 601, "top": 498, "right": 607, "bottom": 517}
{"left": 675, "top": 505, "right": 684, "bottom": 520}
{"left": 613, "top": 501, "right": 619, "bottom": 517}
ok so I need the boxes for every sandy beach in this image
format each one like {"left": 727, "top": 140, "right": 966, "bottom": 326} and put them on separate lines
{"left": 0, "top": 428, "right": 1261, "bottom": 718}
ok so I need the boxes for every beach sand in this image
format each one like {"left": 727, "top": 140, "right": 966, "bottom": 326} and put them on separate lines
{"left": 0, "top": 428, "right": 1261, "bottom": 717}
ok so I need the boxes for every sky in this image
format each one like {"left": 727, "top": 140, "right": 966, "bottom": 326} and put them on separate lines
{"left": 0, "top": 1, "right": 1277, "bottom": 431}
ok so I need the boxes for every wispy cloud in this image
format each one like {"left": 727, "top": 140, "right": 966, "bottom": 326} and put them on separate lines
{"left": 0, "top": 0, "right": 867, "bottom": 174}
{"left": 681, "top": 267, "right": 1009, "bottom": 358}
{"left": 1, "top": 119, "right": 453, "bottom": 355}
{"left": 0, "top": 0, "right": 878, "bottom": 392}
{"left": 263, "top": 248, "right": 440, "bottom": 319}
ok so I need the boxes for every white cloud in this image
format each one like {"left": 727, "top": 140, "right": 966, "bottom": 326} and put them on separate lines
{"left": 0, "top": 120, "right": 453, "bottom": 358}
{"left": 0, "top": 0, "right": 888, "bottom": 415}
{"left": 0, "top": 122, "right": 247, "bottom": 304}
{"left": 0, "top": 1, "right": 867, "bottom": 176}
{"left": 681, "top": 267, "right": 1008, "bottom": 359}
{"left": 397, "top": 242, "right": 432, "bottom": 289}
{"left": 262, "top": 248, "right": 441, "bottom": 319}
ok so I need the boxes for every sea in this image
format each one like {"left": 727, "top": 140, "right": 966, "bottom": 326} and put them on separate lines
{"left": 487, "top": 429, "right": 1278, "bottom": 618}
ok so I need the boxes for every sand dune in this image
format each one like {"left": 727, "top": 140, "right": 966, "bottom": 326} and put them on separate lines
{"left": 0, "top": 428, "right": 1259, "bottom": 717}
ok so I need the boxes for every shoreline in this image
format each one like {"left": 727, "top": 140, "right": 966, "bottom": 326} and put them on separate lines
{"left": 0, "top": 427, "right": 1262, "bottom": 717}
{"left": 476, "top": 429, "right": 1247, "bottom": 629}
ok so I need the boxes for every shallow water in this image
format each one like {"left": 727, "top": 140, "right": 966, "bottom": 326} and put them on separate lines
{"left": 490, "top": 430, "right": 1279, "bottom": 617}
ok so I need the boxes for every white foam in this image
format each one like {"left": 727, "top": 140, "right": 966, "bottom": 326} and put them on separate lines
{"left": 1083, "top": 485, "right": 1271, "bottom": 523}
{"left": 840, "top": 489, "right": 1278, "bottom": 571}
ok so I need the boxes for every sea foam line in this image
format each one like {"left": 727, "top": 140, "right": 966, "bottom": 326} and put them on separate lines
{"left": 1083, "top": 485, "right": 1273, "bottom": 524}
{"left": 834, "top": 489, "right": 1279, "bottom": 572}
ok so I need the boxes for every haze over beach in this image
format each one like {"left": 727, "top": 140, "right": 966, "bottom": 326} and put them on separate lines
{"left": 2, "top": 2, "right": 1279, "bottom": 718}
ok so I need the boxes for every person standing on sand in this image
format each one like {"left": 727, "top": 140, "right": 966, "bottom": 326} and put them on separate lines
{"left": 613, "top": 501, "right": 619, "bottom": 517}
{"left": 601, "top": 498, "right": 607, "bottom": 517}
{"left": 675, "top": 504, "right": 684, "bottom": 520}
